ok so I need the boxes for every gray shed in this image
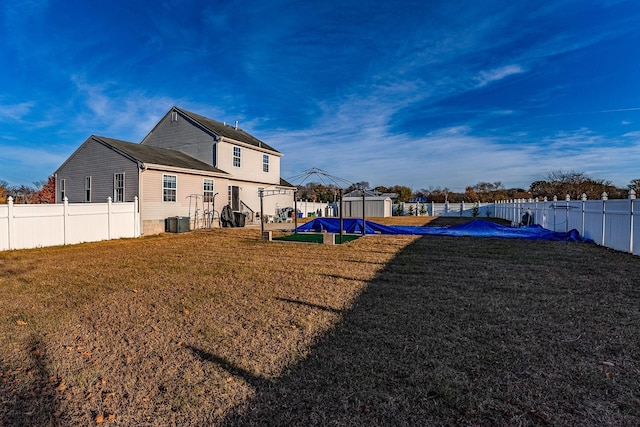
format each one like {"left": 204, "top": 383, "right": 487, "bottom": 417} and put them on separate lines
{"left": 342, "top": 195, "right": 393, "bottom": 218}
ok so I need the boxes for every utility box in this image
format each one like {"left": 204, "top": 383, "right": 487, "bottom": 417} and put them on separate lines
{"left": 167, "top": 216, "right": 190, "bottom": 233}
{"left": 233, "top": 212, "right": 247, "bottom": 227}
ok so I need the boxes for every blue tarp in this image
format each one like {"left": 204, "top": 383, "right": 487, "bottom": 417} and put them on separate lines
{"left": 295, "top": 218, "right": 586, "bottom": 241}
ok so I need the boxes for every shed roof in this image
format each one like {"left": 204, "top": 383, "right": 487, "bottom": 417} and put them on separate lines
{"left": 94, "top": 136, "right": 228, "bottom": 174}
{"left": 280, "top": 177, "right": 294, "bottom": 187}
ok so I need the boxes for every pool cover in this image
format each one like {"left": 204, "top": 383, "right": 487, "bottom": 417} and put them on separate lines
{"left": 295, "top": 218, "right": 586, "bottom": 241}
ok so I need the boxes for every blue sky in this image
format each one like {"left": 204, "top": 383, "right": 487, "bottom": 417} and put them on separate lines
{"left": 2, "top": 0, "right": 640, "bottom": 192}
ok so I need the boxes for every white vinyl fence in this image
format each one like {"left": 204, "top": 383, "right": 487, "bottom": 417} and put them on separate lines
{"left": 1, "top": 197, "right": 141, "bottom": 251}
{"left": 494, "top": 194, "right": 639, "bottom": 256}
{"left": 395, "top": 201, "right": 493, "bottom": 217}
{"left": 295, "top": 200, "right": 332, "bottom": 217}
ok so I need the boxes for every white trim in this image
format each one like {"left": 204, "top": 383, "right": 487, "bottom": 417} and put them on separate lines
{"left": 84, "top": 176, "right": 92, "bottom": 203}
{"left": 143, "top": 163, "right": 228, "bottom": 178}
{"left": 203, "top": 178, "right": 215, "bottom": 203}
{"left": 114, "top": 172, "right": 125, "bottom": 202}
{"left": 233, "top": 146, "right": 241, "bottom": 168}
{"left": 162, "top": 174, "right": 177, "bottom": 202}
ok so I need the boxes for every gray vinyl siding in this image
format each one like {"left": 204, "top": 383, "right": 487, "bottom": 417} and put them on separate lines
{"left": 142, "top": 114, "right": 215, "bottom": 166}
{"left": 56, "top": 138, "right": 139, "bottom": 203}
{"left": 342, "top": 198, "right": 392, "bottom": 218}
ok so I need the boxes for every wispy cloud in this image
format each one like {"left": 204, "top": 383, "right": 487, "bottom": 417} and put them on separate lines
{"left": 475, "top": 65, "right": 525, "bottom": 88}
{"left": 0, "top": 101, "right": 35, "bottom": 121}
{"left": 69, "top": 76, "right": 186, "bottom": 141}
{"left": 0, "top": 143, "right": 69, "bottom": 185}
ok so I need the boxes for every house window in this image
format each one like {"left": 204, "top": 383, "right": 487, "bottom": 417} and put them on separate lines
{"left": 263, "top": 154, "right": 269, "bottom": 172}
{"left": 171, "top": 111, "right": 178, "bottom": 122}
{"left": 233, "top": 146, "right": 241, "bottom": 167}
{"left": 203, "top": 179, "right": 215, "bottom": 203}
{"left": 163, "top": 174, "right": 177, "bottom": 202}
{"left": 84, "top": 176, "right": 92, "bottom": 202}
{"left": 114, "top": 173, "right": 125, "bottom": 202}
{"left": 60, "top": 179, "right": 66, "bottom": 201}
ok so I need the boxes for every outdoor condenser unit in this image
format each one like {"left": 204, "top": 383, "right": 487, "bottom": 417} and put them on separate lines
{"left": 166, "top": 216, "right": 190, "bottom": 233}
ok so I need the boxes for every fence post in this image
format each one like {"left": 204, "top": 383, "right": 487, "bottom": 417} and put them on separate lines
{"left": 553, "top": 195, "right": 558, "bottom": 231}
{"left": 601, "top": 192, "right": 608, "bottom": 246}
{"left": 7, "top": 196, "right": 14, "bottom": 250}
{"left": 629, "top": 190, "right": 636, "bottom": 253}
{"left": 107, "top": 196, "right": 113, "bottom": 240}
{"left": 581, "top": 193, "right": 587, "bottom": 238}
{"left": 63, "top": 197, "right": 69, "bottom": 245}
{"left": 565, "top": 194, "right": 570, "bottom": 232}
{"left": 134, "top": 196, "right": 140, "bottom": 237}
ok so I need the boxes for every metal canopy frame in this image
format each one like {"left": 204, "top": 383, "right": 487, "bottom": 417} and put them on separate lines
{"left": 283, "top": 168, "right": 369, "bottom": 240}
{"left": 258, "top": 188, "right": 297, "bottom": 234}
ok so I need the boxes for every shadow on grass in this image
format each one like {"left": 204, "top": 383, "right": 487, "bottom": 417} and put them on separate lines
{"left": 275, "top": 298, "right": 344, "bottom": 315}
{"left": 186, "top": 346, "right": 268, "bottom": 390}
{"left": 0, "top": 335, "right": 59, "bottom": 426}
{"left": 217, "top": 235, "right": 640, "bottom": 426}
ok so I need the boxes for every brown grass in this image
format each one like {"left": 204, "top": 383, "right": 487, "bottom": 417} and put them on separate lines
{"left": 1, "top": 217, "right": 639, "bottom": 426}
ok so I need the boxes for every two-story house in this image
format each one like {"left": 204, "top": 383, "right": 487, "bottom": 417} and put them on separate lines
{"left": 54, "top": 107, "right": 294, "bottom": 234}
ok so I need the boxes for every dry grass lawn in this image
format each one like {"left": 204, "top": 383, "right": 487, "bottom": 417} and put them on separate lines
{"left": 1, "top": 216, "right": 639, "bottom": 426}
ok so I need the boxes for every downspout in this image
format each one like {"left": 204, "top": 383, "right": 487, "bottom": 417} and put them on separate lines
{"left": 138, "top": 162, "right": 146, "bottom": 235}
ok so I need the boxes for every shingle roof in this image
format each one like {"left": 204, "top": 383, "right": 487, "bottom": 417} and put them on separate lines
{"left": 280, "top": 177, "right": 294, "bottom": 187}
{"left": 95, "top": 136, "right": 227, "bottom": 174}
{"left": 174, "top": 107, "right": 280, "bottom": 153}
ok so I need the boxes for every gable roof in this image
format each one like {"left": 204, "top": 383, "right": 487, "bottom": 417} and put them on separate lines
{"left": 94, "top": 136, "right": 228, "bottom": 175}
{"left": 173, "top": 107, "right": 280, "bottom": 154}
{"left": 279, "top": 177, "right": 294, "bottom": 187}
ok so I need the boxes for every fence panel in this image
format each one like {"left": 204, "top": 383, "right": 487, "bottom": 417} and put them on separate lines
{"left": 0, "top": 204, "right": 9, "bottom": 251}
{"left": 633, "top": 200, "right": 640, "bottom": 256}
{"left": 604, "top": 200, "right": 633, "bottom": 253}
{"left": 566, "top": 201, "right": 583, "bottom": 233}
{"left": 1, "top": 197, "right": 140, "bottom": 251}
{"left": 66, "top": 203, "right": 111, "bottom": 245}
{"left": 494, "top": 198, "right": 638, "bottom": 256}
{"left": 110, "top": 202, "right": 139, "bottom": 238}
{"left": 583, "top": 201, "right": 604, "bottom": 245}
{"left": 11, "top": 204, "right": 66, "bottom": 250}
{"left": 399, "top": 202, "right": 492, "bottom": 218}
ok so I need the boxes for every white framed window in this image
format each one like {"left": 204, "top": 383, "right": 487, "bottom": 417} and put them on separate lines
{"left": 203, "top": 178, "right": 215, "bottom": 203}
{"left": 263, "top": 154, "right": 269, "bottom": 173}
{"left": 233, "top": 146, "right": 241, "bottom": 167}
{"left": 163, "top": 174, "right": 177, "bottom": 202}
{"left": 84, "top": 176, "right": 92, "bottom": 202}
{"left": 60, "top": 179, "right": 66, "bottom": 201}
{"left": 114, "top": 173, "right": 125, "bottom": 202}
